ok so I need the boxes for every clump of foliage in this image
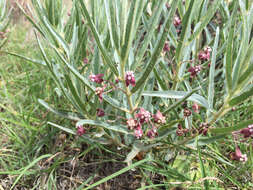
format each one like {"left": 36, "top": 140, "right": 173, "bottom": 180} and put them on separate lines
{"left": 9, "top": 0, "right": 253, "bottom": 189}
{"left": 0, "top": 0, "right": 11, "bottom": 48}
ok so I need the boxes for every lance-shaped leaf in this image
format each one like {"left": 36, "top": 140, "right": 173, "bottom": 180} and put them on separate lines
{"left": 78, "top": 0, "right": 119, "bottom": 76}
{"left": 175, "top": 0, "right": 196, "bottom": 62}
{"left": 134, "top": 0, "right": 166, "bottom": 67}
{"left": 3, "top": 51, "right": 46, "bottom": 66}
{"left": 121, "top": 0, "right": 145, "bottom": 61}
{"left": 208, "top": 27, "right": 219, "bottom": 117}
{"left": 229, "top": 85, "right": 253, "bottom": 106}
{"left": 163, "top": 89, "right": 199, "bottom": 114}
{"left": 209, "top": 119, "right": 253, "bottom": 134}
{"left": 188, "top": 0, "right": 221, "bottom": 43}
{"left": 142, "top": 90, "right": 209, "bottom": 109}
{"left": 51, "top": 45, "right": 128, "bottom": 112}
{"left": 76, "top": 120, "right": 129, "bottom": 134}
{"left": 104, "top": 0, "right": 120, "bottom": 50}
{"left": 131, "top": 0, "right": 179, "bottom": 93}
{"left": 38, "top": 99, "right": 84, "bottom": 121}
{"left": 225, "top": 1, "right": 238, "bottom": 92}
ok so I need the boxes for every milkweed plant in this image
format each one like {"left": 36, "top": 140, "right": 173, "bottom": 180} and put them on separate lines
{"left": 13, "top": 0, "right": 253, "bottom": 165}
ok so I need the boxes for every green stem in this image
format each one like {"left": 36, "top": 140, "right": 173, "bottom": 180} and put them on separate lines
{"left": 120, "top": 58, "right": 134, "bottom": 114}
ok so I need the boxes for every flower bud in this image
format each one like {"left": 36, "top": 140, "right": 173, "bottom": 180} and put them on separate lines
{"left": 153, "top": 110, "right": 166, "bottom": 124}
{"left": 76, "top": 125, "right": 85, "bottom": 136}
{"left": 89, "top": 73, "right": 104, "bottom": 84}
{"left": 96, "top": 108, "right": 105, "bottom": 117}
{"left": 125, "top": 71, "right": 136, "bottom": 87}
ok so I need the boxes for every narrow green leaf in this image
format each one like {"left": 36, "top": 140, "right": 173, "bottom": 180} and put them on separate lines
{"left": 104, "top": 0, "right": 120, "bottom": 50}
{"left": 131, "top": 0, "right": 179, "bottom": 93}
{"left": 153, "top": 67, "right": 167, "bottom": 90}
{"left": 229, "top": 85, "right": 253, "bottom": 106}
{"left": 163, "top": 89, "right": 199, "bottom": 114}
{"left": 209, "top": 119, "right": 253, "bottom": 134}
{"left": 42, "top": 16, "right": 70, "bottom": 57}
{"left": 10, "top": 154, "right": 52, "bottom": 190}
{"left": 208, "top": 27, "right": 219, "bottom": 116}
{"left": 225, "top": 1, "right": 238, "bottom": 92}
{"left": 187, "top": 135, "right": 226, "bottom": 146}
{"left": 175, "top": 0, "right": 195, "bottom": 62}
{"left": 78, "top": 0, "right": 119, "bottom": 76}
{"left": 76, "top": 120, "right": 129, "bottom": 134}
{"left": 188, "top": 0, "right": 221, "bottom": 43}
{"left": 143, "top": 90, "right": 209, "bottom": 109}
{"left": 237, "top": 38, "right": 253, "bottom": 88}
{"left": 197, "top": 138, "right": 209, "bottom": 190}
{"left": 121, "top": 0, "right": 145, "bottom": 61}
{"left": 135, "top": 0, "right": 166, "bottom": 66}
{"left": 51, "top": 45, "right": 127, "bottom": 112}
{"left": 38, "top": 99, "right": 83, "bottom": 121}
{"left": 3, "top": 51, "right": 46, "bottom": 66}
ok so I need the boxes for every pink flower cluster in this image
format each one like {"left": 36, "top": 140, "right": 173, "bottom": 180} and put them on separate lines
{"left": 127, "top": 109, "right": 166, "bottom": 139}
{"left": 173, "top": 16, "right": 181, "bottom": 27}
{"left": 176, "top": 124, "right": 189, "bottom": 136}
{"left": 198, "top": 46, "right": 212, "bottom": 61}
{"left": 76, "top": 125, "right": 85, "bottom": 136}
{"left": 188, "top": 65, "right": 201, "bottom": 78}
{"left": 240, "top": 124, "right": 253, "bottom": 138}
{"left": 230, "top": 146, "right": 247, "bottom": 162}
{"left": 125, "top": 71, "right": 136, "bottom": 87}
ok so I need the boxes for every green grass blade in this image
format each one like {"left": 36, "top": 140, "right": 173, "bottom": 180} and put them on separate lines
{"left": 10, "top": 154, "right": 52, "bottom": 190}
{"left": 3, "top": 51, "right": 46, "bottom": 66}
{"left": 197, "top": 138, "right": 209, "bottom": 190}
{"left": 83, "top": 158, "right": 151, "bottom": 190}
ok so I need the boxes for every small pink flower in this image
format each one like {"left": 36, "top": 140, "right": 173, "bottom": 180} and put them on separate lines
{"left": 134, "top": 126, "right": 143, "bottom": 139}
{"left": 176, "top": 129, "right": 184, "bottom": 136}
{"left": 230, "top": 146, "right": 247, "bottom": 162}
{"left": 188, "top": 65, "right": 201, "bottom": 78}
{"left": 173, "top": 16, "right": 181, "bottom": 27}
{"left": 240, "top": 125, "right": 253, "bottom": 138}
{"left": 147, "top": 127, "right": 158, "bottom": 139}
{"left": 125, "top": 71, "right": 136, "bottom": 87}
{"left": 95, "top": 86, "right": 106, "bottom": 102}
{"left": 135, "top": 108, "right": 151, "bottom": 124}
{"left": 183, "top": 108, "right": 192, "bottom": 117}
{"left": 163, "top": 42, "right": 170, "bottom": 53}
{"left": 76, "top": 125, "right": 85, "bottom": 136}
{"left": 198, "top": 47, "right": 211, "bottom": 61}
{"left": 192, "top": 103, "right": 200, "bottom": 113}
{"left": 89, "top": 73, "right": 104, "bottom": 84}
{"left": 153, "top": 110, "right": 166, "bottom": 124}
{"left": 96, "top": 108, "right": 105, "bottom": 117}
{"left": 204, "top": 46, "right": 212, "bottom": 53}
{"left": 83, "top": 58, "right": 89, "bottom": 64}
{"left": 126, "top": 118, "right": 138, "bottom": 130}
